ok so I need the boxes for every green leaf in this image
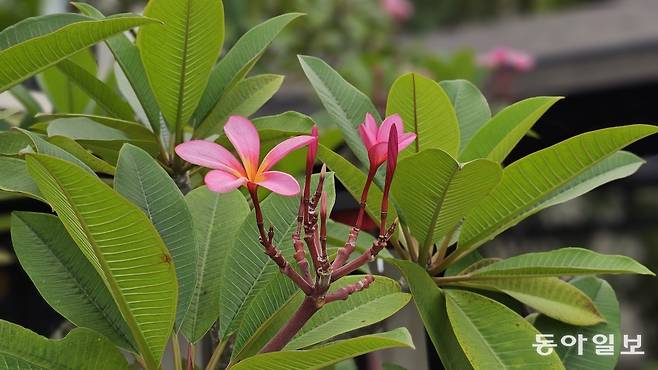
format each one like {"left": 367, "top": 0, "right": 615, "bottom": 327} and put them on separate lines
{"left": 194, "top": 13, "right": 303, "bottom": 124}
{"left": 26, "top": 154, "right": 177, "bottom": 370}
{"left": 0, "top": 320, "right": 131, "bottom": 370}
{"left": 194, "top": 74, "right": 284, "bottom": 139}
{"left": 45, "top": 116, "right": 159, "bottom": 155}
{"left": 0, "top": 15, "right": 156, "bottom": 93}
{"left": 17, "top": 128, "right": 94, "bottom": 173}
{"left": 387, "top": 259, "right": 472, "bottom": 370}
{"left": 0, "top": 157, "right": 44, "bottom": 202}
{"left": 0, "top": 14, "right": 95, "bottom": 115}
{"left": 0, "top": 131, "right": 31, "bottom": 155}
{"left": 392, "top": 149, "right": 501, "bottom": 262}
{"left": 232, "top": 328, "right": 415, "bottom": 370}
{"left": 459, "top": 125, "right": 658, "bottom": 253}
{"left": 386, "top": 73, "right": 460, "bottom": 157}
{"left": 48, "top": 135, "right": 116, "bottom": 175}
{"left": 181, "top": 187, "right": 250, "bottom": 343}
{"left": 445, "top": 289, "right": 564, "bottom": 369}
{"left": 439, "top": 79, "right": 490, "bottom": 153}
{"left": 455, "top": 277, "right": 603, "bottom": 326}
{"left": 299, "top": 55, "right": 379, "bottom": 166}
{"left": 460, "top": 97, "right": 562, "bottom": 162}
{"left": 469, "top": 247, "right": 654, "bottom": 277}
{"left": 220, "top": 174, "right": 334, "bottom": 338}
{"left": 138, "top": 0, "right": 224, "bottom": 129}
{"left": 55, "top": 59, "right": 134, "bottom": 120}
{"left": 11, "top": 212, "right": 135, "bottom": 350}
{"left": 37, "top": 49, "right": 96, "bottom": 115}
{"left": 534, "top": 277, "right": 621, "bottom": 370}
{"left": 285, "top": 276, "right": 410, "bottom": 350}
{"left": 231, "top": 274, "right": 300, "bottom": 362}
{"left": 114, "top": 144, "right": 197, "bottom": 330}
{"left": 9, "top": 85, "right": 43, "bottom": 128}
{"left": 73, "top": 2, "right": 161, "bottom": 134}
{"left": 318, "top": 145, "right": 396, "bottom": 229}
{"left": 537, "top": 151, "right": 645, "bottom": 210}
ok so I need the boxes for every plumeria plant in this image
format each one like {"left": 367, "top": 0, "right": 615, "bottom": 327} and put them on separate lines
{"left": 300, "top": 55, "right": 658, "bottom": 369}
{"left": 0, "top": 1, "right": 657, "bottom": 370}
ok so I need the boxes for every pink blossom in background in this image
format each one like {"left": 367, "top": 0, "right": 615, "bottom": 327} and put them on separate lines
{"left": 479, "top": 47, "right": 535, "bottom": 72}
{"left": 176, "top": 116, "right": 315, "bottom": 196}
{"left": 358, "top": 112, "right": 416, "bottom": 169}
{"left": 381, "top": 0, "right": 414, "bottom": 22}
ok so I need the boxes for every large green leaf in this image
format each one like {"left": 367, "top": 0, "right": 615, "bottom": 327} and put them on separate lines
{"left": 317, "top": 145, "right": 396, "bottom": 229}
{"left": 11, "top": 212, "right": 135, "bottom": 350}
{"left": 445, "top": 289, "right": 564, "bottom": 369}
{"left": 386, "top": 73, "right": 460, "bottom": 157}
{"left": 0, "top": 14, "right": 96, "bottom": 114}
{"left": 299, "top": 55, "right": 379, "bottom": 166}
{"left": 286, "top": 275, "right": 410, "bottom": 349}
{"left": 9, "top": 85, "right": 43, "bottom": 128}
{"left": 0, "top": 13, "right": 88, "bottom": 49}
{"left": 468, "top": 247, "right": 653, "bottom": 278}
{"left": 17, "top": 128, "right": 94, "bottom": 173}
{"left": 232, "top": 328, "right": 414, "bottom": 370}
{"left": 0, "top": 15, "right": 156, "bottom": 92}
{"left": 0, "top": 320, "right": 131, "bottom": 370}
{"left": 537, "top": 151, "right": 645, "bottom": 210}
{"left": 455, "top": 277, "right": 603, "bottom": 326}
{"left": 388, "top": 259, "right": 472, "bottom": 370}
{"left": 138, "top": 0, "right": 224, "bottom": 129}
{"left": 55, "top": 59, "right": 134, "bottom": 120}
{"left": 220, "top": 174, "right": 334, "bottom": 338}
{"left": 115, "top": 144, "right": 197, "bottom": 330}
{"left": 48, "top": 135, "right": 116, "bottom": 175}
{"left": 195, "top": 74, "right": 284, "bottom": 138}
{"left": 534, "top": 277, "right": 621, "bottom": 370}
{"left": 73, "top": 2, "right": 161, "bottom": 133}
{"left": 392, "top": 149, "right": 501, "bottom": 262}
{"left": 231, "top": 274, "right": 300, "bottom": 362}
{"left": 46, "top": 116, "right": 159, "bottom": 155}
{"left": 36, "top": 49, "right": 96, "bottom": 115}
{"left": 26, "top": 154, "right": 177, "bottom": 370}
{"left": 0, "top": 157, "right": 44, "bottom": 202}
{"left": 194, "top": 13, "right": 303, "bottom": 124}
{"left": 439, "top": 79, "right": 490, "bottom": 153}
{"left": 219, "top": 191, "right": 299, "bottom": 338}
{"left": 458, "top": 125, "right": 658, "bottom": 254}
{"left": 181, "top": 187, "right": 250, "bottom": 343}
{"left": 0, "top": 131, "right": 31, "bottom": 155}
{"left": 459, "top": 97, "right": 562, "bottom": 163}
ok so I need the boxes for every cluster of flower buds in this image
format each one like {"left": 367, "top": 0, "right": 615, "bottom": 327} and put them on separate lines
{"left": 175, "top": 113, "right": 415, "bottom": 353}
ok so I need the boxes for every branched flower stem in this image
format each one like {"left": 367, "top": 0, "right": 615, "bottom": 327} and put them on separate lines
{"left": 253, "top": 132, "right": 400, "bottom": 354}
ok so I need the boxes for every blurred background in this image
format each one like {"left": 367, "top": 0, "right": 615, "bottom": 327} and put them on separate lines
{"left": 0, "top": 0, "right": 657, "bottom": 369}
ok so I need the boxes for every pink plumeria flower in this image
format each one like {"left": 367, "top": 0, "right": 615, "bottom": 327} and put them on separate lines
{"left": 381, "top": 0, "right": 414, "bottom": 22}
{"left": 176, "top": 116, "right": 315, "bottom": 196}
{"left": 479, "top": 47, "right": 535, "bottom": 72}
{"left": 358, "top": 113, "right": 416, "bottom": 169}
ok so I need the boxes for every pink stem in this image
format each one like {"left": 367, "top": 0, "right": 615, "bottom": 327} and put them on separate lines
{"left": 260, "top": 297, "right": 319, "bottom": 353}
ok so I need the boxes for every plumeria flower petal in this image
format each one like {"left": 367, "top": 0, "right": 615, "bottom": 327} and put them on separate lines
{"left": 175, "top": 140, "right": 245, "bottom": 177}
{"left": 176, "top": 115, "right": 314, "bottom": 196}
{"left": 259, "top": 135, "right": 316, "bottom": 174}
{"left": 259, "top": 171, "right": 301, "bottom": 196}
{"left": 205, "top": 170, "right": 247, "bottom": 193}
{"left": 377, "top": 114, "right": 403, "bottom": 142}
{"left": 224, "top": 116, "right": 261, "bottom": 178}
